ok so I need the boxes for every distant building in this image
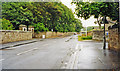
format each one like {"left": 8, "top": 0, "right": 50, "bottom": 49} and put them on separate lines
{"left": 93, "top": 26, "right": 100, "bottom": 30}
{"left": 19, "top": 25, "right": 34, "bottom": 33}
{"left": 80, "top": 28, "right": 87, "bottom": 36}
{"left": 28, "top": 25, "right": 34, "bottom": 33}
{"left": 19, "top": 25, "right": 27, "bottom": 31}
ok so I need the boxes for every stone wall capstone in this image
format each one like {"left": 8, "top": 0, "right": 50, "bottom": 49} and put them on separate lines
{"left": 0, "top": 30, "right": 32, "bottom": 44}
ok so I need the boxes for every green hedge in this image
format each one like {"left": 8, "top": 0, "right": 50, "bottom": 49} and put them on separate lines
{"left": 78, "top": 36, "right": 92, "bottom": 41}
{"left": 81, "top": 36, "right": 92, "bottom": 40}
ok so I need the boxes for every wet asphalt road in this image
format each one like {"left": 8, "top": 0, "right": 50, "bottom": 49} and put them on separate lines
{"left": 1, "top": 35, "right": 120, "bottom": 69}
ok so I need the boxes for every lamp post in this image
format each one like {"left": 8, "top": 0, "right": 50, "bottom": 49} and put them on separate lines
{"left": 103, "top": 16, "right": 106, "bottom": 49}
{"left": 102, "top": 16, "right": 108, "bottom": 49}
{"left": 86, "top": 26, "right": 87, "bottom": 37}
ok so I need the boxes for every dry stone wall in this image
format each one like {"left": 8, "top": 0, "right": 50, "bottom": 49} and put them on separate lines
{"left": 0, "top": 30, "right": 32, "bottom": 44}
{"left": 92, "top": 30, "right": 109, "bottom": 41}
{"left": 34, "top": 32, "right": 74, "bottom": 38}
{"left": 108, "top": 24, "right": 119, "bottom": 52}
{"left": 0, "top": 30, "right": 74, "bottom": 44}
{"left": 92, "top": 30, "right": 104, "bottom": 41}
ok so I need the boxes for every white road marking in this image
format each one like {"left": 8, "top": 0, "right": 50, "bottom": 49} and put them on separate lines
{"left": 17, "top": 48, "right": 38, "bottom": 55}
{"left": 75, "top": 44, "right": 79, "bottom": 50}
{"left": 0, "top": 59, "right": 4, "bottom": 62}
{"left": 98, "top": 57, "right": 105, "bottom": 65}
{"left": 65, "top": 43, "right": 79, "bottom": 69}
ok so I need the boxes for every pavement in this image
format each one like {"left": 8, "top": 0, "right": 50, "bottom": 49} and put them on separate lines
{"left": 0, "top": 35, "right": 120, "bottom": 70}
{"left": 73, "top": 41, "right": 120, "bottom": 69}
{"left": 0, "top": 39, "right": 43, "bottom": 49}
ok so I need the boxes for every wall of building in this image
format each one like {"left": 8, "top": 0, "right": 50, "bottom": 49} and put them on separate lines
{"left": 0, "top": 30, "right": 32, "bottom": 44}
{"left": 108, "top": 24, "right": 119, "bottom": 52}
{"left": 33, "top": 32, "right": 74, "bottom": 38}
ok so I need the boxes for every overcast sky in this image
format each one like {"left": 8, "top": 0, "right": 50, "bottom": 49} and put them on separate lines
{"left": 60, "top": 0, "right": 100, "bottom": 27}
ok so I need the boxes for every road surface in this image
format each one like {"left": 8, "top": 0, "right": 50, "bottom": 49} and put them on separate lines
{"left": 0, "top": 35, "right": 120, "bottom": 69}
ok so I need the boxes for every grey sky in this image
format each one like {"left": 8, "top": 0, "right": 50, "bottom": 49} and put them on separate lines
{"left": 61, "top": 0, "right": 100, "bottom": 27}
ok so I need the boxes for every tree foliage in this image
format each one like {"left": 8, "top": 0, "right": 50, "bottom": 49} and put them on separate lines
{"left": 72, "top": 2, "right": 119, "bottom": 28}
{"left": 0, "top": 18, "right": 14, "bottom": 30}
{"left": 34, "top": 22, "right": 48, "bottom": 33}
{"left": 74, "top": 19, "right": 83, "bottom": 32}
{"left": 2, "top": 2, "right": 83, "bottom": 32}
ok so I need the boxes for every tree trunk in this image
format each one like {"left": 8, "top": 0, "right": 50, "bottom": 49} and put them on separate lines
{"left": 99, "top": 24, "right": 101, "bottom": 30}
{"left": 97, "top": 18, "right": 101, "bottom": 29}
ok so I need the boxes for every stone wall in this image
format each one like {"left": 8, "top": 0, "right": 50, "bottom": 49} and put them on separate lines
{"left": 34, "top": 32, "right": 74, "bottom": 38}
{"left": 88, "top": 31, "right": 92, "bottom": 36}
{"left": 92, "top": 30, "right": 108, "bottom": 41}
{"left": 0, "top": 30, "right": 32, "bottom": 44}
{"left": 0, "top": 30, "right": 74, "bottom": 44}
{"left": 108, "top": 24, "right": 119, "bottom": 52}
{"left": 92, "top": 30, "right": 104, "bottom": 41}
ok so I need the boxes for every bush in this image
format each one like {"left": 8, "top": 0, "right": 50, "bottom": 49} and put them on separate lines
{"left": 81, "top": 36, "right": 92, "bottom": 40}
{"left": 0, "top": 18, "right": 14, "bottom": 30}
{"left": 78, "top": 36, "right": 92, "bottom": 41}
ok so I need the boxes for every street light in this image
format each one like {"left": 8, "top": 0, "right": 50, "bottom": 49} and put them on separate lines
{"left": 86, "top": 26, "right": 87, "bottom": 37}
{"left": 101, "top": 16, "right": 108, "bottom": 49}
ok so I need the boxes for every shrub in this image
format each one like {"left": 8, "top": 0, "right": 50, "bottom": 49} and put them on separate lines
{"left": 81, "top": 36, "right": 92, "bottom": 40}
{"left": 78, "top": 36, "right": 92, "bottom": 41}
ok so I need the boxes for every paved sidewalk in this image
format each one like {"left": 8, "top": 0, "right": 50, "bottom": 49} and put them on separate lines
{"left": 62, "top": 40, "right": 120, "bottom": 69}
{"left": 0, "top": 39, "right": 43, "bottom": 49}
{"left": 0, "top": 36, "right": 71, "bottom": 50}
{"left": 0, "top": 35, "right": 73, "bottom": 49}
{"left": 75, "top": 40, "right": 120, "bottom": 69}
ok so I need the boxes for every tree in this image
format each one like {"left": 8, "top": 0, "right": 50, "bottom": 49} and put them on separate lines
{"left": 72, "top": 2, "right": 119, "bottom": 29}
{"left": 74, "top": 19, "right": 83, "bottom": 32}
{"left": 0, "top": 18, "right": 14, "bottom": 30}
{"left": 2, "top": 2, "right": 83, "bottom": 32}
{"left": 34, "top": 22, "right": 48, "bottom": 33}
{"left": 2, "top": 2, "right": 34, "bottom": 30}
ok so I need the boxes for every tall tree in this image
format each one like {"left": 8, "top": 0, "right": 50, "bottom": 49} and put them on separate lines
{"left": 72, "top": 2, "right": 119, "bottom": 29}
{"left": 2, "top": 2, "right": 83, "bottom": 32}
